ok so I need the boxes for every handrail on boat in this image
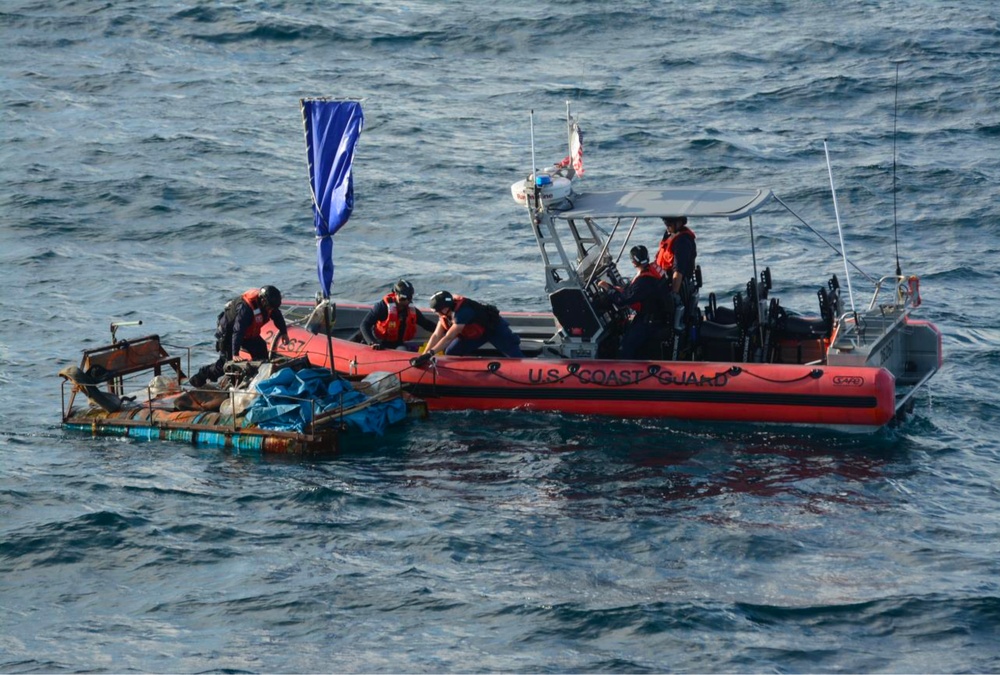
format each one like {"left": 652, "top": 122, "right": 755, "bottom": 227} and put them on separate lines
{"left": 831, "top": 274, "right": 920, "bottom": 345}
{"left": 867, "top": 274, "right": 920, "bottom": 312}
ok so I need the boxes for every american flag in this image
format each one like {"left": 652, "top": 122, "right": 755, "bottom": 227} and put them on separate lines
{"left": 569, "top": 117, "right": 584, "bottom": 176}
{"left": 556, "top": 117, "right": 584, "bottom": 178}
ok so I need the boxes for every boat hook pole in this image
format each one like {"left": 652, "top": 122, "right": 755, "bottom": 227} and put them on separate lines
{"left": 823, "top": 140, "right": 857, "bottom": 315}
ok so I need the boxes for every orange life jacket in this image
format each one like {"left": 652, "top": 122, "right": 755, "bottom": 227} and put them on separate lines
{"left": 374, "top": 292, "right": 419, "bottom": 343}
{"left": 239, "top": 288, "right": 271, "bottom": 340}
{"left": 656, "top": 226, "right": 696, "bottom": 274}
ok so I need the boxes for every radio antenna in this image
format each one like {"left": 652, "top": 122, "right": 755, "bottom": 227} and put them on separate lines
{"left": 892, "top": 61, "right": 902, "bottom": 277}
{"left": 824, "top": 140, "right": 857, "bottom": 315}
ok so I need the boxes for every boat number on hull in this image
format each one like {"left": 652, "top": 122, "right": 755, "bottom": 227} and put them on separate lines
{"left": 528, "top": 367, "right": 729, "bottom": 387}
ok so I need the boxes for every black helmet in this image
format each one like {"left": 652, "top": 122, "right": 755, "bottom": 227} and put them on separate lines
{"left": 629, "top": 245, "right": 650, "bottom": 266}
{"left": 393, "top": 279, "right": 415, "bottom": 300}
{"left": 259, "top": 285, "right": 282, "bottom": 309}
{"left": 429, "top": 290, "right": 454, "bottom": 313}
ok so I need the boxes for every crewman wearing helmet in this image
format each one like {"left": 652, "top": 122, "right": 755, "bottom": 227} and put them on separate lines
{"left": 359, "top": 279, "right": 437, "bottom": 350}
{"left": 597, "top": 245, "right": 671, "bottom": 359}
{"left": 189, "top": 285, "right": 289, "bottom": 388}
{"left": 422, "top": 290, "right": 523, "bottom": 358}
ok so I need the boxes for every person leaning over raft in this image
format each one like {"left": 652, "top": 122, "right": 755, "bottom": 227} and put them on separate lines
{"left": 656, "top": 216, "right": 698, "bottom": 329}
{"left": 423, "top": 290, "right": 524, "bottom": 357}
{"left": 189, "top": 285, "right": 289, "bottom": 388}
{"left": 597, "top": 245, "right": 671, "bottom": 359}
{"left": 359, "top": 279, "right": 436, "bottom": 351}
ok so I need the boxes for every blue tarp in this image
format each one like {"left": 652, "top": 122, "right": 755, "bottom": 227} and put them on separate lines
{"left": 245, "top": 367, "right": 406, "bottom": 436}
{"left": 301, "top": 99, "right": 364, "bottom": 298}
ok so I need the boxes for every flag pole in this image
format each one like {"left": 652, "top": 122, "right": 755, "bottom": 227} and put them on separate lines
{"left": 566, "top": 100, "right": 572, "bottom": 163}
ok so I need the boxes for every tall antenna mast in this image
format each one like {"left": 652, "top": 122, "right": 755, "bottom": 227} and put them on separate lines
{"left": 529, "top": 110, "right": 538, "bottom": 207}
{"left": 824, "top": 140, "right": 857, "bottom": 315}
{"left": 529, "top": 110, "right": 537, "bottom": 179}
{"left": 892, "top": 61, "right": 902, "bottom": 277}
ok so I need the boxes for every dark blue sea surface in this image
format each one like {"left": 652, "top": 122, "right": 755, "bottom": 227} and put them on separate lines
{"left": 2, "top": 1, "right": 999, "bottom": 672}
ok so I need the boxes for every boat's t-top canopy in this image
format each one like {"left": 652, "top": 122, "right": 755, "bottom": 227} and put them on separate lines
{"left": 520, "top": 184, "right": 778, "bottom": 358}
{"left": 553, "top": 187, "right": 774, "bottom": 221}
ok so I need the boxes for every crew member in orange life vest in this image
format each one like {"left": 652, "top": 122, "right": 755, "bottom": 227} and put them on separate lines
{"left": 656, "top": 216, "right": 698, "bottom": 331}
{"left": 189, "top": 285, "right": 289, "bottom": 388}
{"left": 656, "top": 216, "right": 697, "bottom": 295}
{"left": 360, "top": 279, "right": 436, "bottom": 350}
{"left": 597, "top": 245, "right": 670, "bottom": 359}
{"left": 422, "top": 291, "right": 524, "bottom": 358}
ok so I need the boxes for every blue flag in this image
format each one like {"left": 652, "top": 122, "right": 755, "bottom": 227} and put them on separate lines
{"left": 301, "top": 100, "right": 365, "bottom": 298}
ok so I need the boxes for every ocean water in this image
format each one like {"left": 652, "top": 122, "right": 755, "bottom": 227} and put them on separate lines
{"left": 2, "top": 1, "right": 999, "bottom": 672}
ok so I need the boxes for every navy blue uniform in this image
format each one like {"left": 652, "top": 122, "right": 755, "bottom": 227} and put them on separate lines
{"left": 606, "top": 272, "right": 670, "bottom": 359}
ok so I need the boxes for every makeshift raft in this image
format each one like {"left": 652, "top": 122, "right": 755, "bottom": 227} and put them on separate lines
{"left": 60, "top": 332, "right": 424, "bottom": 455}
